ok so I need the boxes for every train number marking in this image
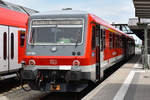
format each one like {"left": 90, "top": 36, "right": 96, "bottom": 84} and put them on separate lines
{"left": 50, "top": 60, "right": 57, "bottom": 65}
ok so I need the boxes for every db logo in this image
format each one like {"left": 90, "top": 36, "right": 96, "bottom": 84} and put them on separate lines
{"left": 50, "top": 60, "right": 57, "bottom": 65}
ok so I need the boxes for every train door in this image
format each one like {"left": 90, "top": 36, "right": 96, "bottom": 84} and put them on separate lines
{"left": 99, "top": 26, "right": 104, "bottom": 79}
{"left": 0, "top": 25, "right": 9, "bottom": 72}
{"left": 9, "top": 27, "right": 20, "bottom": 71}
{"left": 95, "top": 25, "right": 104, "bottom": 80}
{"left": 95, "top": 25, "right": 100, "bottom": 80}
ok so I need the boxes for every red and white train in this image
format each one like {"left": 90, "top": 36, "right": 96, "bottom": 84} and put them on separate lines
{"left": 21, "top": 10, "right": 135, "bottom": 92}
{"left": 0, "top": 1, "right": 37, "bottom": 80}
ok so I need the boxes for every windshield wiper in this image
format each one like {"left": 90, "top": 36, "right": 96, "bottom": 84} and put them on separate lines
{"left": 75, "top": 39, "right": 79, "bottom": 48}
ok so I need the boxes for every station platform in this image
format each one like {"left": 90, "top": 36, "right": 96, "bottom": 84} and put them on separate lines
{"left": 82, "top": 53, "right": 150, "bottom": 100}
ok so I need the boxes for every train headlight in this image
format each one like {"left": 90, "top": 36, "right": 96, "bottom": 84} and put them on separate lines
{"left": 72, "top": 60, "right": 80, "bottom": 71}
{"left": 21, "top": 60, "right": 26, "bottom": 68}
{"left": 73, "top": 60, "right": 80, "bottom": 66}
{"left": 29, "top": 60, "right": 36, "bottom": 65}
{"left": 21, "top": 60, "right": 26, "bottom": 65}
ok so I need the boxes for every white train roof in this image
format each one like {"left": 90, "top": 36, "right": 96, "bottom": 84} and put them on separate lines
{"left": 32, "top": 10, "right": 88, "bottom": 16}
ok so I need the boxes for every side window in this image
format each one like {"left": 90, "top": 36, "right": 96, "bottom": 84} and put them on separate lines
{"left": 92, "top": 26, "right": 96, "bottom": 50}
{"left": 100, "top": 29, "right": 103, "bottom": 51}
{"left": 118, "top": 35, "right": 120, "bottom": 48}
{"left": 109, "top": 32, "right": 112, "bottom": 49}
{"left": 101, "top": 29, "right": 106, "bottom": 51}
{"left": 113, "top": 33, "right": 115, "bottom": 49}
{"left": 20, "top": 31, "right": 25, "bottom": 47}
{"left": 120, "top": 36, "right": 122, "bottom": 48}
{"left": 115, "top": 34, "right": 118, "bottom": 48}
{"left": 117, "top": 35, "right": 119, "bottom": 48}
{"left": 96, "top": 27, "right": 100, "bottom": 47}
{"left": 103, "top": 30, "right": 106, "bottom": 49}
{"left": 3, "top": 32, "right": 7, "bottom": 60}
{"left": 11, "top": 33, "right": 14, "bottom": 59}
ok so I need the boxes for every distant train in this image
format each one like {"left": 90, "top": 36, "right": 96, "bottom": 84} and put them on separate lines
{"left": 0, "top": 1, "right": 37, "bottom": 80}
{"left": 21, "top": 10, "right": 135, "bottom": 92}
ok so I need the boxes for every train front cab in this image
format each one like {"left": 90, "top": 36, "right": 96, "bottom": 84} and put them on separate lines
{"left": 21, "top": 13, "right": 104, "bottom": 92}
{"left": 21, "top": 12, "right": 134, "bottom": 92}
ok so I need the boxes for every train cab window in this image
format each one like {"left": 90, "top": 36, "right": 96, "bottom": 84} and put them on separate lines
{"left": 92, "top": 26, "right": 96, "bottom": 50}
{"left": 30, "top": 19, "right": 83, "bottom": 45}
{"left": 20, "top": 31, "right": 25, "bottom": 47}
{"left": 113, "top": 33, "right": 115, "bottom": 49}
{"left": 109, "top": 32, "right": 112, "bottom": 49}
{"left": 3, "top": 32, "right": 7, "bottom": 60}
{"left": 11, "top": 33, "right": 14, "bottom": 59}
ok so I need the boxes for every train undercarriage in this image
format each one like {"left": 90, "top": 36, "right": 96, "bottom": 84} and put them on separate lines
{"left": 22, "top": 69, "right": 92, "bottom": 92}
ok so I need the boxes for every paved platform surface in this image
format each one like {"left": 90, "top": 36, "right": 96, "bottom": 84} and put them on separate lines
{"left": 82, "top": 53, "right": 150, "bottom": 100}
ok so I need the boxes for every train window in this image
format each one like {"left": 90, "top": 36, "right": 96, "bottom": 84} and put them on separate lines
{"left": 119, "top": 35, "right": 120, "bottom": 48}
{"left": 96, "top": 27, "right": 100, "bottom": 47}
{"left": 118, "top": 35, "right": 119, "bottom": 48}
{"left": 115, "top": 34, "right": 118, "bottom": 48}
{"left": 20, "top": 31, "right": 25, "bottom": 47}
{"left": 117, "top": 35, "right": 119, "bottom": 48}
{"left": 109, "top": 32, "right": 112, "bottom": 49}
{"left": 100, "top": 29, "right": 103, "bottom": 51}
{"left": 30, "top": 19, "right": 83, "bottom": 45}
{"left": 120, "top": 36, "right": 123, "bottom": 48}
{"left": 103, "top": 30, "right": 106, "bottom": 49}
{"left": 101, "top": 30, "right": 106, "bottom": 49}
{"left": 101, "top": 29, "right": 105, "bottom": 50}
{"left": 92, "top": 26, "right": 96, "bottom": 50}
{"left": 114, "top": 34, "right": 116, "bottom": 48}
{"left": 113, "top": 33, "right": 115, "bottom": 49}
{"left": 11, "top": 33, "right": 14, "bottom": 59}
{"left": 120, "top": 36, "right": 121, "bottom": 48}
{"left": 3, "top": 32, "right": 7, "bottom": 60}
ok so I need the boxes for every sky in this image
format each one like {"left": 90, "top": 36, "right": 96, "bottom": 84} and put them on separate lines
{"left": 5, "top": 0, "right": 135, "bottom": 23}
{"left": 4, "top": 0, "right": 142, "bottom": 44}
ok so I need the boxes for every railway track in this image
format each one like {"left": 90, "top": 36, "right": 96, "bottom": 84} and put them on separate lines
{"left": 0, "top": 55, "right": 137, "bottom": 100}
{"left": 0, "top": 79, "right": 46, "bottom": 100}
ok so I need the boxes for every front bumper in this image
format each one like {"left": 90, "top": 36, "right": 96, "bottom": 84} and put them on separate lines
{"left": 22, "top": 65, "right": 96, "bottom": 82}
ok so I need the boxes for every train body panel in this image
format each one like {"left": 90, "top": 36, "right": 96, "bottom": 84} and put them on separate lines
{"left": 22, "top": 10, "right": 135, "bottom": 92}
{"left": 0, "top": 7, "right": 28, "bottom": 28}
{"left": 0, "top": 6, "right": 28, "bottom": 77}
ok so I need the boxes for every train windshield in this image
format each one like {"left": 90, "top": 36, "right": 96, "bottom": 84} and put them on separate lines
{"left": 29, "top": 19, "right": 83, "bottom": 45}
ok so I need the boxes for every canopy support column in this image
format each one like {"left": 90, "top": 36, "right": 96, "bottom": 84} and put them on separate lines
{"left": 144, "top": 25, "right": 149, "bottom": 69}
{"left": 137, "top": 23, "right": 149, "bottom": 69}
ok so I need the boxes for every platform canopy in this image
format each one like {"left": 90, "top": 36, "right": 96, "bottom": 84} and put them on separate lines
{"left": 128, "top": 0, "right": 150, "bottom": 41}
{"left": 128, "top": 18, "right": 149, "bottom": 40}
{"left": 0, "top": 0, "right": 38, "bottom": 15}
{"left": 133, "top": 0, "right": 150, "bottom": 18}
